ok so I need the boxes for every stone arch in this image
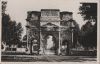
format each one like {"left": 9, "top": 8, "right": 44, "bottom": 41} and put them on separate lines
{"left": 61, "top": 39, "right": 71, "bottom": 55}
{"left": 41, "top": 31, "right": 59, "bottom": 54}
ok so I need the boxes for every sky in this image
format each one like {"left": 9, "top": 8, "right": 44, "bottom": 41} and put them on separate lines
{"left": 2, "top": 0, "right": 98, "bottom": 37}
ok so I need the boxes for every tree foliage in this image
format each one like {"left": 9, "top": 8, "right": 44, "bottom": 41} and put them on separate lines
{"left": 79, "top": 22, "right": 97, "bottom": 49}
{"left": 79, "top": 3, "right": 97, "bottom": 49}
{"left": 72, "top": 20, "right": 80, "bottom": 48}
{"left": 2, "top": 1, "right": 23, "bottom": 47}
{"left": 79, "top": 3, "right": 97, "bottom": 21}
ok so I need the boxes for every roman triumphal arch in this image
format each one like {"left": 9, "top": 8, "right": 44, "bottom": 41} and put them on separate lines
{"left": 26, "top": 9, "right": 76, "bottom": 55}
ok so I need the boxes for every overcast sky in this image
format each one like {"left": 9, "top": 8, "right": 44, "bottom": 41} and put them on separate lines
{"left": 3, "top": 0, "right": 98, "bottom": 36}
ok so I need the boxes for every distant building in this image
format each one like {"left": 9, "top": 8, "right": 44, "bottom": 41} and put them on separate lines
{"left": 26, "top": 9, "right": 77, "bottom": 55}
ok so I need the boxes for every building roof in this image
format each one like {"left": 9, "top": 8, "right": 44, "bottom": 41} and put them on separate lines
{"left": 41, "top": 9, "right": 60, "bottom": 11}
{"left": 27, "top": 11, "right": 41, "bottom": 15}
{"left": 60, "top": 11, "right": 73, "bottom": 14}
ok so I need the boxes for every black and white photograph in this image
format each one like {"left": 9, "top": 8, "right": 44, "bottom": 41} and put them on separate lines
{"left": 1, "top": 0, "right": 99, "bottom": 64}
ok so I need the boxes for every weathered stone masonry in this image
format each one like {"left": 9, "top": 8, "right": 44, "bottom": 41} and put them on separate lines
{"left": 26, "top": 9, "right": 76, "bottom": 55}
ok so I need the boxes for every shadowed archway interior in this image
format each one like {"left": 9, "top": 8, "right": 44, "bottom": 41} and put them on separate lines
{"left": 40, "top": 32, "right": 59, "bottom": 55}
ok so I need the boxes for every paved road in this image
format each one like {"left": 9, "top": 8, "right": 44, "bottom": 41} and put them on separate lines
{"left": 1, "top": 55, "right": 97, "bottom": 62}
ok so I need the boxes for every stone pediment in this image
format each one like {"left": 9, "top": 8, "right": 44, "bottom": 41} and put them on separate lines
{"left": 42, "top": 22, "right": 59, "bottom": 27}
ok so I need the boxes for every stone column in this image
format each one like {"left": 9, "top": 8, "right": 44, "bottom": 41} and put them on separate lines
{"left": 26, "top": 28, "right": 28, "bottom": 50}
{"left": 39, "top": 30, "right": 44, "bottom": 54}
{"left": 58, "top": 27, "right": 61, "bottom": 55}
{"left": 26, "top": 28, "right": 30, "bottom": 54}
{"left": 72, "top": 29, "right": 74, "bottom": 46}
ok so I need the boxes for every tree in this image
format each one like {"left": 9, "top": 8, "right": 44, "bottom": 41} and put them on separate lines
{"left": 79, "top": 3, "right": 97, "bottom": 21}
{"left": 2, "top": 1, "right": 23, "bottom": 48}
{"left": 22, "top": 35, "right": 27, "bottom": 47}
{"left": 7, "top": 21, "right": 23, "bottom": 47}
{"left": 72, "top": 20, "right": 80, "bottom": 48}
{"left": 16, "top": 23, "right": 23, "bottom": 47}
{"left": 79, "top": 3, "right": 97, "bottom": 50}
{"left": 79, "top": 21, "right": 94, "bottom": 49}
{"left": 2, "top": 1, "right": 7, "bottom": 14}
{"left": 7, "top": 21, "right": 17, "bottom": 46}
{"left": 2, "top": 1, "right": 10, "bottom": 44}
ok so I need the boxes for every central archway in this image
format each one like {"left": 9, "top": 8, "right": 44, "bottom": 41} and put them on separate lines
{"left": 40, "top": 31, "right": 59, "bottom": 55}
{"left": 44, "top": 34, "right": 56, "bottom": 54}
